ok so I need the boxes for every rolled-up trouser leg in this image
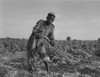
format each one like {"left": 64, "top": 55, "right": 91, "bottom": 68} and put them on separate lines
{"left": 27, "top": 37, "right": 37, "bottom": 72}
{"left": 27, "top": 49, "right": 36, "bottom": 72}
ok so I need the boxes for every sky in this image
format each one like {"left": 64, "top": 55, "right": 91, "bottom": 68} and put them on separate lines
{"left": 0, "top": 0, "right": 100, "bottom": 40}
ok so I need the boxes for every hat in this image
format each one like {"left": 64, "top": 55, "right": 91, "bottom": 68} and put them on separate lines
{"left": 48, "top": 12, "right": 55, "bottom": 17}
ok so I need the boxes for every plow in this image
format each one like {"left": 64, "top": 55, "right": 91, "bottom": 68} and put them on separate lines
{"left": 43, "top": 36, "right": 75, "bottom": 65}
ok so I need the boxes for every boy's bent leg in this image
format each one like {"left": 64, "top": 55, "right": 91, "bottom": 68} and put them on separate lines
{"left": 43, "top": 56, "right": 51, "bottom": 73}
{"left": 39, "top": 45, "right": 51, "bottom": 73}
{"left": 43, "top": 60, "right": 50, "bottom": 73}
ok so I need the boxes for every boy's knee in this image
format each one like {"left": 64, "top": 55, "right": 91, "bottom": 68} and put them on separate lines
{"left": 43, "top": 56, "right": 50, "bottom": 62}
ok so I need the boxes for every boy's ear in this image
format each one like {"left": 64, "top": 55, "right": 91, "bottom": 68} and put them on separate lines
{"left": 46, "top": 16, "right": 48, "bottom": 20}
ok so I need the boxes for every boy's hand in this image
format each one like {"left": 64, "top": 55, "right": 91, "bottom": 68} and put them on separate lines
{"left": 50, "top": 40, "right": 55, "bottom": 46}
{"left": 35, "top": 34, "right": 43, "bottom": 39}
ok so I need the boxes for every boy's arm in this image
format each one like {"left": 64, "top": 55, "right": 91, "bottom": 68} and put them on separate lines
{"left": 47, "top": 24, "right": 55, "bottom": 46}
{"left": 32, "top": 20, "right": 43, "bottom": 37}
